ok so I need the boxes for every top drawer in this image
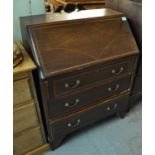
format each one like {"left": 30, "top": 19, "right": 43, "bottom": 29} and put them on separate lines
{"left": 53, "top": 56, "right": 137, "bottom": 97}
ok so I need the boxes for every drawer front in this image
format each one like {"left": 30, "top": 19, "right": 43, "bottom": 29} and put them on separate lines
{"left": 14, "top": 127, "right": 44, "bottom": 155}
{"left": 14, "top": 78, "right": 33, "bottom": 106}
{"left": 14, "top": 102, "right": 39, "bottom": 134}
{"left": 49, "top": 76, "right": 131, "bottom": 118}
{"left": 50, "top": 94, "right": 129, "bottom": 138}
{"left": 53, "top": 57, "right": 136, "bottom": 96}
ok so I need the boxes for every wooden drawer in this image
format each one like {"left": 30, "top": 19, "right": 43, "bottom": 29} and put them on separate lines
{"left": 14, "top": 102, "right": 39, "bottom": 134}
{"left": 14, "top": 127, "right": 44, "bottom": 155}
{"left": 50, "top": 94, "right": 129, "bottom": 138}
{"left": 48, "top": 75, "right": 131, "bottom": 118}
{"left": 14, "top": 78, "right": 33, "bottom": 106}
{"left": 53, "top": 57, "right": 136, "bottom": 97}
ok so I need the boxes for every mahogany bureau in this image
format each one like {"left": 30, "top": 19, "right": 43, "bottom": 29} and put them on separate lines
{"left": 20, "top": 8, "right": 139, "bottom": 149}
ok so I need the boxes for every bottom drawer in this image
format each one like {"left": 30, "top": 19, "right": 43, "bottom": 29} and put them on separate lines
{"left": 14, "top": 127, "right": 44, "bottom": 155}
{"left": 50, "top": 94, "right": 129, "bottom": 138}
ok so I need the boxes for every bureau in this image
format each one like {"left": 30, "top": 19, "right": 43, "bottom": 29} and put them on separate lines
{"left": 13, "top": 45, "right": 49, "bottom": 154}
{"left": 20, "top": 8, "right": 139, "bottom": 149}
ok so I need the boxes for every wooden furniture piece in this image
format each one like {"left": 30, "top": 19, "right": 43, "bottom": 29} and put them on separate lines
{"left": 106, "top": 0, "right": 142, "bottom": 106}
{"left": 13, "top": 45, "right": 49, "bottom": 155}
{"left": 48, "top": 0, "right": 106, "bottom": 10}
{"left": 20, "top": 8, "right": 139, "bottom": 149}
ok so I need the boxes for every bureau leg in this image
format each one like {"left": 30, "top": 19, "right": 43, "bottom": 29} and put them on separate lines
{"left": 126, "top": 107, "right": 130, "bottom": 113}
{"left": 117, "top": 111, "right": 126, "bottom": 119}
{"left": 50, "top": 136, "right": 65, "bottom": 150}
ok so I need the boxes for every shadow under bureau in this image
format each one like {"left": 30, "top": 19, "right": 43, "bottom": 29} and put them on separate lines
{"left": 20, "top": 8, "right": 139, "bottom": 150}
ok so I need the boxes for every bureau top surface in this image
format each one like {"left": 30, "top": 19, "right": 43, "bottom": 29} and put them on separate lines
{"left": 21, "top": 8, "right": 139, "bottom": 79}
{"left": 21, "top": 8, "right": 123, "bottom": 26}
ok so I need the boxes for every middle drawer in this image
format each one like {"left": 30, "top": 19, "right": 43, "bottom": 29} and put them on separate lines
{"left": 53, "top": 56, "right": 136, "bottom": 97}
{"left": 48, "top": 75, "right": 131, "bottom": 119}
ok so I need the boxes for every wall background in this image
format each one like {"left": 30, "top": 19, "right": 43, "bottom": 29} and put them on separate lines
{"left": 13, "top": 0, "right": 45, "bottom": 41}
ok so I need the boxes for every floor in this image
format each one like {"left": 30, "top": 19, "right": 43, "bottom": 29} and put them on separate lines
{"left": 45, "top": 102, "right": 142, "bottom": 155}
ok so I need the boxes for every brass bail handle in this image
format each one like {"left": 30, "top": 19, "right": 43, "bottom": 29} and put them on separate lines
{"left": 112, "top": 67, "right": 124, "bottom": 75}
{"left": 67, "top": 119, "right": 81, "bottom": 128}
{"left": 65, "top": 80, "right": 80, "bottom": 89}
{"left": 65, "top": 99, "right": 80, "bottom": 108}
{"left": 108, "top": 84, "right": 120, "bottom": 92}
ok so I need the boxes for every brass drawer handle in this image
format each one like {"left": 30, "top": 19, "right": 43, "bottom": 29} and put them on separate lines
{"left": 108, "top": 84, "right": 120, "bottom": 92}
{"left": 65, "top": 80, "right": 80, "bottom": 89}
{"left": 65, "top": 99, "right": 80, "bottom": 108}
{"left": 67, "top": 119, "right": 81, "bottom": 128}
{"left": 107, "top": 104, "right": 118, "bottom": 111}
{"left": 112, "top": 67, "right": 124, "bottom": 75}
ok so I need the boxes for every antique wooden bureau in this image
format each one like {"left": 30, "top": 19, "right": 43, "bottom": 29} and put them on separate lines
{"left": 20, "top": 8, "right": 139, "bottom": 149}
